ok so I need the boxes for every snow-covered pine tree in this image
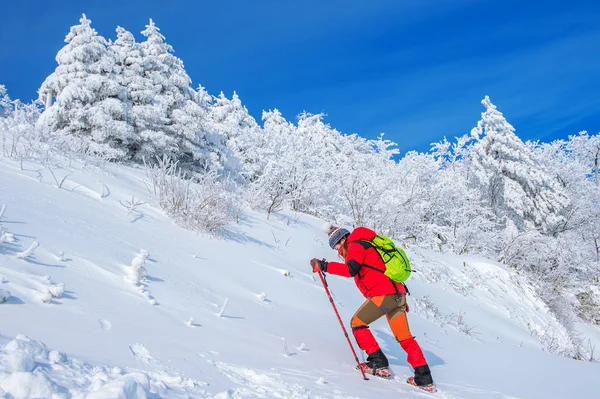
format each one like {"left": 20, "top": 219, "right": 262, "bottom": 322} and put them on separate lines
{"left": 110, "top": 26, "right": 151, "bottom": 156}
{"left": 0, "top": 85, "right": 12, "bottom": 118}
{"left": 468, "top": 96, "right": 571, "bottom": 233}
{"left": 192, "top": 85, "right": 240, "bottom": 177}
{"left": 37, "top": 14, "right": 134, "bottom": 160}
{"left": 137, "top": 19, "right": 227, "bottom": 174}
{"left": 195, "top": 86, "right": 241, "bottom": 177}
{"left": 210, "top": 91, "right": 261, "bottom": 181}
{"left": 134, "top": 19, "right": 184, "bottom": 162}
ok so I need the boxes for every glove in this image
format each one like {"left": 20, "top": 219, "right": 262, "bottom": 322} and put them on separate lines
{"left": 310, "top": 258, "right": 328, "bottom": 273}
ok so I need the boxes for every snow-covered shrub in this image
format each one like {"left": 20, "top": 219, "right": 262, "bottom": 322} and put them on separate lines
{"left": 47, "top": 283, "right": 65, "bottom": 299}
{"left": 38, "top": 276, "right": 66, "bottom": 302}
{"left": 16, "top": 241, "right": 40, "bottom": 260}
{"left": 54, "top": 250, "right": 66, "bottom": 262}
{"left": 0, "top": 86, "right": 45, "bottom": 163}
{"left": 145, "top": 155, "right": 241, "bottom": 234}
{"left": 119, "top": 196, "right": 147, "bottom": 215}
{"left": 525, "top": 320, "right": 580, "bottom": 358}
{"left": 1, "top": 232, "right": 14, "bottom": 243}
{"left": 125, "top": 255, "right": 156, "bottom": 304}
{"left": 217, "top": 298, "right": 229, "bottom": 317}
{"left": 139, "top": 249, "right": 150, "bottom": 260}
{"left": 412, "top": 296, "right": 478, "bottom": 338}
{"left": 576, "top": 287, "right": 600, "bottom": 325}
{"left": 127, "top": 255, "right": 147, "bottom": 284}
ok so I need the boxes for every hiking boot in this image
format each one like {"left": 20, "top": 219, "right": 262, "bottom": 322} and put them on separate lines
{"left": 366, "top": 349, "right": 389, "bottom": 368}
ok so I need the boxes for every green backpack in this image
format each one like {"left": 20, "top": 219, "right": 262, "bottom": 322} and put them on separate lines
{"left": 359, "top": 235, "right": 412, "bottom": 282}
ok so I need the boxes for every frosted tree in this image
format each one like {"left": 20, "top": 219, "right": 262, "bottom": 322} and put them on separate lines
{"left": 248, "top": 109, "right": 345, "bottom": 218}
{"left": 109, "top": 26, "right": 152, "bottom": 156}
{"left": 192, "top": 85, "right": 241, "bottom": 177}
{"left": 468, "top": 96, "right": 571, "bottom": 233}
{"left": 37, "top": 14, "right": 134, "bottom": 159}
{"left": 534, "top": 134, "right": 600, "bottom": 274}
{"left": 567, "top": 133, "right": 600, "bottom": 266}
{"left": 0, "top": 86, "right": 44, "bottom": 159}
{"left": 137, "top": 19, "right": 227, "bottom": 173}
{"left": 248, "top": 109, "right": 297, "bottom": 215}
{"left": 567, "top": 131, "right": 600, "bottom": 187}
{"left": 210, "top": 92, "right": 262, "bottom": 181}
{"left": 195, "top": 84, "right": 212, "bottom": 110}
{"left": 431, "top": 133, "right": 474, "bottom": 170}
{"left": 291, "top": 112, "right": 346, "bottom": 214}
{"left": 329, "top": 134, "right": 398, "bottom": 229}
{"left": 428, "top": 135, "right": 499, "bottom": 254}
{"left": 135, "top": 19, "right": 186, "bottom": 161}
{"left": 0, "top": 85, "right": 12, "bottom": 118}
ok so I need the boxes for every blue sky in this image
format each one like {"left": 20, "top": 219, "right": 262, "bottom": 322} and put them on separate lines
{"left": 1, "top": 0, "right": 599, "bottom": 153}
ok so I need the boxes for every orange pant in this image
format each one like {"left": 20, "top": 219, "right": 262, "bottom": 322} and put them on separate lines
{"left": 350, "top": 294, "right": 427, "bottom": 368}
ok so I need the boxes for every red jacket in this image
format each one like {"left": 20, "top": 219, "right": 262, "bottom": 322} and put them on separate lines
{"left": 326, "top": 226, "right": 406, "bottom": 298}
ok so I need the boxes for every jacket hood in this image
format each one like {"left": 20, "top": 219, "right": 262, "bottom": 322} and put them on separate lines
{"left": 347, "top": 226, "right": 376, "bottom": 243}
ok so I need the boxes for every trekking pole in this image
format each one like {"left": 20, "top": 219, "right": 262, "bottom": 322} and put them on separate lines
{"left": 317, "top": 270, "right": 369, "bottom": 380}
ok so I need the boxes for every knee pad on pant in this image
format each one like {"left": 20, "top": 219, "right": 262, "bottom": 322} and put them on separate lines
{"left": 350, "top": 315, "right": 367, "bottom": 329}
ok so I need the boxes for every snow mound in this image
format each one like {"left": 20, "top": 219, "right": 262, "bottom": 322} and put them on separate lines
{"left": 0, "top": 335, "right": 211, "bottom": 398}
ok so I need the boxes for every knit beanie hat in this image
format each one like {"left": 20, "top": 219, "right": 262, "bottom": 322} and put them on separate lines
{"left": 322, "top": 222, "right": 350, "bottom": 249}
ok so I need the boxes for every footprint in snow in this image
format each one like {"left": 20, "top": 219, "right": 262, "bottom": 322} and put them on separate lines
{"left": 129, "top": 343, "right": 156, "bottom": 365}
{"left": 98, "top": 319, "right": 112, "bottom": 331}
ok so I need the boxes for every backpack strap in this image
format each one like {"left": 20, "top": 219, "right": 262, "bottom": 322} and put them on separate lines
{"left": 355, "top": 239, "right": 406, "bottom": 296}
{"left": 402, "top": 282, "right": 411, "bottom": 296}
{"left": 355, "top": 240, "right": 386, "bottom": 273}
{"left": 356, "top": 239, "right": 372, "bottom": 250}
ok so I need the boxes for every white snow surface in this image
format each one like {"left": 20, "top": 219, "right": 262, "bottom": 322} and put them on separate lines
{"left": 1, "top": 158, "right": 599, "bottom": 399}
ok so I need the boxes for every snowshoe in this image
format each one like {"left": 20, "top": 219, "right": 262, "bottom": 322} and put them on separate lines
{"left": 407, "top": 376, "right": 437, "bottom": 393}
{"left": 357, "top": 362, "right": 391, "bottom": 378}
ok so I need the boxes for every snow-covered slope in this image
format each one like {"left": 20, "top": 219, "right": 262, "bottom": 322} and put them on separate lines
{"left": 1, "top": 157, "right": 599, "bottom": 399}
